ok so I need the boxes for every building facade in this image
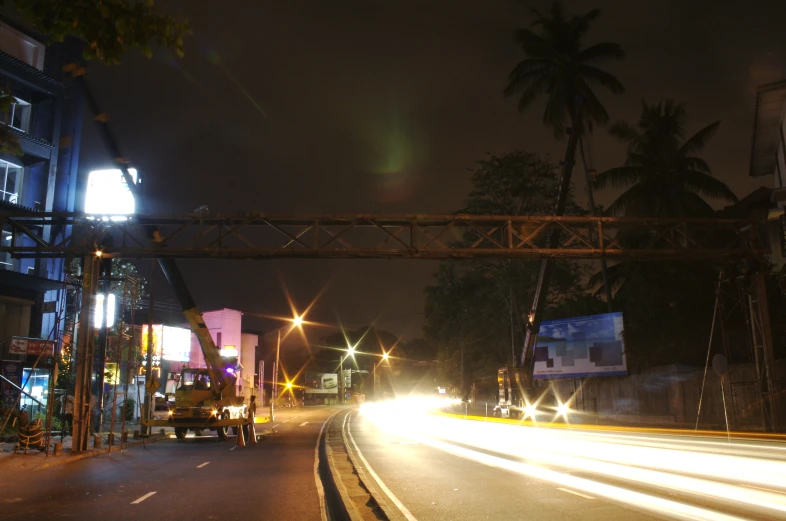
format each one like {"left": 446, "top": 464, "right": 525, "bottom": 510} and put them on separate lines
{"left": 0, "top": 19, "right": 84, "bottom": 417}
{"left": 188, "top": 308, "right": 258, "bottom": 399}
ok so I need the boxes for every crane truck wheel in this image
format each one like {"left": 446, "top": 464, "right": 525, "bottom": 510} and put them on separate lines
{"left": 216, "top": 412, "right": 229, "bottom": 439}
{"left": 175, "top": 427, "right": 187, "bottom": 440}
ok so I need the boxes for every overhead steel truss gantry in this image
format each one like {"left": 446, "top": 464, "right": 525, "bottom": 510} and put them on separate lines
{"left": 0, "top": 211, "right": 770, "bottom": 260}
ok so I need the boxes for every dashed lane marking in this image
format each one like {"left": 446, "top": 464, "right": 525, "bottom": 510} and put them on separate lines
{"left": 131, "top": 492, "right": 157, "bottom": 504}
{"left": 557, "top": 487, "right": 595, "bottom": 500}
{"left": 300, "top": 422, "right": 309, "bottom": 427}
{"left": 197, "top": 462, "right": 210, "bottom": 468}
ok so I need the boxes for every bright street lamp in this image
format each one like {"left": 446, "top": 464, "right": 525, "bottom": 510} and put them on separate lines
{"left": 293, "top": 315, "right": 303, "bottom": 327}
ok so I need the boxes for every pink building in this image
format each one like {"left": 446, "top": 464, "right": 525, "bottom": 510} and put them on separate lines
{"left": 189, "top": 308, "right": 258, "bottom": 398}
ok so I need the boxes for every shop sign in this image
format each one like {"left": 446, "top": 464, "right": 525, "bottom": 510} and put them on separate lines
{"left": 9, "top": 337, "right": 56, "bottom": 356}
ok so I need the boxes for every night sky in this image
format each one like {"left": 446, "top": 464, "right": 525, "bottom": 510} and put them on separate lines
{"left": 78, "top": 0, "right": 785, "bottom": 340}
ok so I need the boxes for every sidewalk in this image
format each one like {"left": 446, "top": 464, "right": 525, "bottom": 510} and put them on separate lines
{"left": 0, "top": 415, "right": 176, "bottom": 471}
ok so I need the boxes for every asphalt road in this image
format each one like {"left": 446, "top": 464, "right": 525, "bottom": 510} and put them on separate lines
{"left": 0, "top": 406, "right": 339, "bottom": 521}
{"left": 349, "top": 404, "right": 786, "bottom": 521}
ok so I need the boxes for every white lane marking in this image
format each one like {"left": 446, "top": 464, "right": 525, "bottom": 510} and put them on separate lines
{"left": 130, "top": 491, "right": 157, "bottom": 504}
{"left": 300, "top": 422, "right": 309, "bottom": 427}
{"left": 346, "top": 413, "right": 419, "bottom": 521}
{"left": 282, "top": 420, "right": 290, "bottom": 424}
{"left": 316, "top": 411, "right": 341, "bottom": 521}
{"left": 557, "top": 487, "right": 595, "bottom": 500}
{"left": 229, "top": 446, "right": 237, "bottom": 451}
{"left": 197, "top": 462, "right": 210, "bottom": 468}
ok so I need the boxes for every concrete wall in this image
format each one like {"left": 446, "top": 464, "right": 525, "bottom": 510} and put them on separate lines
{"left": 547, "top": 361, "right": 786, "bottom": 431}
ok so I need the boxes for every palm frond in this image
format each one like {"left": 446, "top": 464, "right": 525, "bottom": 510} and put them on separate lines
{"left": 577, "top": 41, "right": 625, "bottom": 63}
{"left": 577, "top": 64, "right": 624, "bottom": 94}
{"left": 606, "top": 181, "right": 660, "bottom": 216}
{"left": 593, "top": 166, "right": 644, "bottom": 190}
{"left": 678, "top": 121, "right": 721, "bottom": 156}
{"left": 608, "top": 121, "right": 640, "bottom": 146}
{"left": 681, "top": 171, "right": 738, "bottom": 202}
{"left": 681, "top": 156, "right": 712, "bottom": 174}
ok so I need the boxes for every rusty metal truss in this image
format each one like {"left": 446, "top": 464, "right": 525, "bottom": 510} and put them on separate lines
{"left": 0, "top": 211, "right": 770, "bottom": 260}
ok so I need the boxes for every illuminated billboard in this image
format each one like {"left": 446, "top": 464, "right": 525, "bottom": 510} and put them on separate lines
{"left": 162, "top": 326, "right": 191, "bottom": 362}
{"left": 533, "top": 312, "right": 627, "bottom": 379}
{"left": 141, "top": 324, "right": 190, "bottom": 362}
{"left": 304, "top": 372, "right": 338, "bottom": 394}
{"left": 85, "top": 168, "right": 137, "bottom": 219}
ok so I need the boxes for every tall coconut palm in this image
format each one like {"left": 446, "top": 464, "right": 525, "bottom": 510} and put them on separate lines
{"left": 505, "top": 1, "right": 625, "bottom": 137}
{"left": 505, "top": 2, "right": 624, "bottom": 362}
{"left": 594, "top": 99, "right": 738, "bottom": 217}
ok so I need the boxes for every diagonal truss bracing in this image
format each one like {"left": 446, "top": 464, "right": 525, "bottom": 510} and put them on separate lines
{"left": 0, "top": 211, "right": 770, "bottom": 260}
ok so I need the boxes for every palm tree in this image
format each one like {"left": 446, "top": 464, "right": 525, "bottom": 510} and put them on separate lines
{"left": 504, "top": 2, "right": 624, "bottom": 357}
{"left": 588, "top": 100, "right": 738, "bottom": 299}
{"left": 595, "top": 99, "right": 738, "bottom": 217}
{"left": 505, "top": 1, "right": 625, "bottom": 136}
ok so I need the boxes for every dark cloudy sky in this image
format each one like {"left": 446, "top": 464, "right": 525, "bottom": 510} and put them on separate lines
{"left": 78, "top": 0, "right": 786, "bottom": 339}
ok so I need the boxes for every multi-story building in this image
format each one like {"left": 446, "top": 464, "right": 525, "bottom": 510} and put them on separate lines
{"left": 0, "top": 19, "right": 84, "bottom": 415}
{"left": 749, "top": 79, "right": 786, "bottom": 269}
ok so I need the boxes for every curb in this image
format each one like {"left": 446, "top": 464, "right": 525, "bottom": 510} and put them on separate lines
{"left": 340, "top": 411, "right": 406, "bottom": 521}
{"left": 1, "top": 433, "right": 170, "bottom": 471}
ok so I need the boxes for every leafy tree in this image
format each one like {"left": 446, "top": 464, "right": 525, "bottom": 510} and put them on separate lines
{"left": 505, "top": 1, "right": 623, "bottom": 320}
{"left": 0, "top": 0, "right": 190, "bottom": 157}
{"left": 424, "top": 151, "right": 587, "bottom": 390}
{"left": 588, "top": 101, "right": 739, "bottom": 370}
{"left": 594, "top": 99, "right": 738, "bottom": 217}
{"left": 8, "top": 0, "right": 190, "bottom": 63}
{"left": 505, "top": 1, "right": 624, "bottom": 136}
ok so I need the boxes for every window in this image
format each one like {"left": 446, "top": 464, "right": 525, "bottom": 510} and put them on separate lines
{"left": 0, "top": 230, "right": 11, "bottom": 270}
{"left": 0, "top": 158, "right": 23, "bottom": 204}
{"left": 0, "top": 97, "right": 31, "bottom": 133}
{"left": 0, "top": 24, "right": 45, "bottom": 70}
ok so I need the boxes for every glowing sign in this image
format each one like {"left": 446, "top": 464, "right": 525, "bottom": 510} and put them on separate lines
{"left": 220, "top": 345, "right": 238, "bottom": 357}
{"left": 85, "top": 168, "right": 137, "bottom": 219}
{"left": 141, "top": 324, "right": 190, "bottom": 362}
{"left": 162, "top": 325, "right": 190, "bottom": 362}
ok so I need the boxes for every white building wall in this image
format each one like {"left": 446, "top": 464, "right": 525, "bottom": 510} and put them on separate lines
{"left": 189, "top": 308, "right": 243, "bottom": 370}
{"left": 241, "top": 332, "right": 259, "bottom": 402}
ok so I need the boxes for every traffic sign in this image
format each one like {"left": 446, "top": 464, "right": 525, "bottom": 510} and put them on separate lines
{"left": 146, "top": 377, "right": 161, "bottom": 394}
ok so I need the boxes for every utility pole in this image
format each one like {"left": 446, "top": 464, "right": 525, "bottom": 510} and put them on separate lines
{"left": 142, "top": 292, "right": 154, "bottom": 436}
{"left": 72, "top": 253, "right": 98, "bottom": 452}
{"left": 339, "top": 355, "right": 345, "bottom": 405}
{"left": 274, "top": 329, "right": 281, "bottom": 407}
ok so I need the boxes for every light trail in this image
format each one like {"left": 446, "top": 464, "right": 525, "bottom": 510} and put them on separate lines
{"left": 360, "top": 399, "right": 786, "bottom": 520}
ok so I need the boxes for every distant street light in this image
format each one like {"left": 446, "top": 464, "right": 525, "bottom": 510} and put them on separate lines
{"left": 293, "top": 315, "right": 303, "bottom": 327}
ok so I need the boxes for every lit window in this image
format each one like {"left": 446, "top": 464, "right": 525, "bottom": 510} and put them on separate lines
{"left": 0, "top": 158, "right": 23, "bottom": 204}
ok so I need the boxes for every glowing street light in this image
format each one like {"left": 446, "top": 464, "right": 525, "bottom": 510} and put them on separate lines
{"left": 347, "top": 345, "right": 356, "bottom": 357}
{"left": 293, "top": 315, "right": 303, "bottom": 327}
{"left": 382, "top": 352, "right": 389, "bottom": 361}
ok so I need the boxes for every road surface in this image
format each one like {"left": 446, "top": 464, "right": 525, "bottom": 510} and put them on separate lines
{"left": 349, "top": 402, "right": 786, "bottom": 521}
{"left": 0, "top": 407, "right": 336, "bottom": 521}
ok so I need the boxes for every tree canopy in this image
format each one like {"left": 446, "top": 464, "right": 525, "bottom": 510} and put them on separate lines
{"left": 7, "top": 0, "right": 190, "bottom": 63}
{"left": 505, "top": 1, "right": 624, "bottom": 136}
{"left": 594, "top": 99, "right": 737, "bottom": 217}
{"left": 424, "top": 151, "right": 597, "bottom": 389}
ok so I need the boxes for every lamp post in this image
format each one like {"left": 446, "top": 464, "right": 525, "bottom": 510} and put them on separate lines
{"left": 273, "top": 314, "right": 304, "bottom": 415}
